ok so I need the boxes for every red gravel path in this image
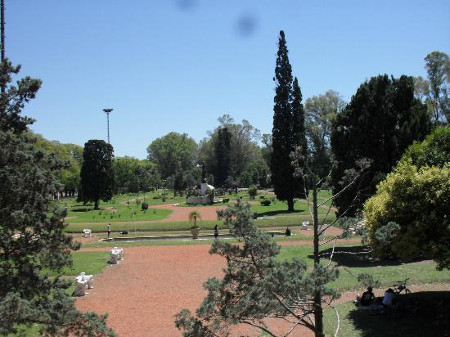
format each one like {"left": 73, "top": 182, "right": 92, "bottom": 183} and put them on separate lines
{"left": 151, "top": 204, "right": 225, "bottom": 222}
{"left": 76, "top": 244, "right": 319, "bottom": 337}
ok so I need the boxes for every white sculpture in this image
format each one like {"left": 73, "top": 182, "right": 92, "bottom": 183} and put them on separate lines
{"left": 74, "top": 272, "right": 94, "bottom": 296}
{"left": 109, "top": 247, "right": 124, "bottom": 264}
{"left": 82, "top": 229, "right": 92, "bottom": 238}
{"left": 302, "top": 221, "right": 309, "bottom": 230}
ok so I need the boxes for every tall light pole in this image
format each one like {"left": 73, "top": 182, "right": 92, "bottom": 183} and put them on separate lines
{"left": 103, "top": 108, "right": 113, "bottom": 144}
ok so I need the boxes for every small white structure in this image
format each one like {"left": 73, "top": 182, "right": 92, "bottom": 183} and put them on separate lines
{"left": 82, "top": 229, "right": 92, "bottom": 238}
{"left": 302, "top": 221, "right": 309, "bottom": 230}
{"left": 74, "top": 272, "right": 94, "bottom": 296}
{"left": 109, "top": 247, "right": 124, "bottom": 264}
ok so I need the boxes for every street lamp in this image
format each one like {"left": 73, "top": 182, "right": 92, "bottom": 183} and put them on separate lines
{"left": 103, "top": 108, "right": 113, "bottom": 144}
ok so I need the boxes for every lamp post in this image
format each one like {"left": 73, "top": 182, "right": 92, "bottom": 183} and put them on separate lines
{"left": 103, "top": 108, "right": 113, "bottom": 144}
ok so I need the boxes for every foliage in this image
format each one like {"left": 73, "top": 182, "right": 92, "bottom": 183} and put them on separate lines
{"left": 80, "top": 140, "right": 115, "bottom": 210}
{"left": 112, "top": 156, "right": 160, "bottom": 194}
{"left": 304, "top": 90, "right": 346, "bottom": 178}
{"left": 415, "top": 51, "right": 450, "bottom": 124}
{"left": 199, "top": 115, "right": 262, "bottom": 186}
{"left": 331, "top": 74, "right": 431, "bottom": 216}
{"left": 260, "top": 199, "right": 271, "bottom": 206}
{"left": 247, "top": 185, "right": 257, "bottom": 199}
{"left": 147, "top": 132, "right": 197, "bottom": 178}
{"left": 0, "top": 59, "right": 114, "bottom": 336}
{"left": 239, "top": 159, "right": 270, "bottom": 188}
{"left": 400, "top": 126, "right": 450, "bottom": 168}
{"left": 214, "top": 127, "right": 232, "bottom": 187}
{"left": 174, "top": 200, "right": 338, "bottom": 337}
{"left": 364, "top": 162, "right": 450, "bottom": 269}
{"left": 356, "top": 273, "right": 380, "bottom": 289}
{"left": 188, "top": 210, "right": 201, "bottom": 228}
{"left": 271, "top": 31, "right": 307, "bottom": 211}
{"left": 33, "top": 133, "right": 83, "bottom": 197}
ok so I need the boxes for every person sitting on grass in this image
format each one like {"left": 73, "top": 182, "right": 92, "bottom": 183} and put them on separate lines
{"left": 380, "top": 288, "right": 396, "bottom": 313}
{"left": 355, "top": 286, "right": 376, "bottom": 306}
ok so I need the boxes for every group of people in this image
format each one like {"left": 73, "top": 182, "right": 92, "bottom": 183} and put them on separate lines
{"left": 355, "top": 286, "right": 396, "bottom": 312}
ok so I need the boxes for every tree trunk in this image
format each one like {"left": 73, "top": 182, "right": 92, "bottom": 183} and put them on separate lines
{"left": 312, "top": 179, "right": 324, "bottom": 337}
{"left": 287, "top": 198, "right": 294, "bottom": 211}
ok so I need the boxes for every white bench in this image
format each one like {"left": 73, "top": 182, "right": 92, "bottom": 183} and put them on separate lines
{"left": 109, "top": 247, "right": 124, "bottom": 264}
{"left": 82, "top": 229, "right": 92, "bottom": 238}
{"left": 74, "top": 272, "right": 94, "bottom": 296}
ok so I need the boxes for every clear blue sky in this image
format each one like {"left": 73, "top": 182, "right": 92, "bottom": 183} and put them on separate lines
{"left": 9, "top": 0, "right": 450, "bottom": 159}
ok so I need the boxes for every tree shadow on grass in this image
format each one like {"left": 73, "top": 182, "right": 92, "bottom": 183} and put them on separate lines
{"left": 257, "top": 209, "right": 305, "bottom": 217}
{"left": 308, "top": 246, "right": 402, "bottom": 268}
{"left": 346, "top": 291, "right": 450, "bottom": 337}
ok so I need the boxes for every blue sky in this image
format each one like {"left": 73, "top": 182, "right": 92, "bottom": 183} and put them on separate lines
{"left": 8, "top": 0, "right": 450, "bottom": 159}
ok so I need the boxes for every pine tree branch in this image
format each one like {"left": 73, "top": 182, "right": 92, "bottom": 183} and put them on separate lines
{"left": 241, "top": 320, "right": 277, "bottom": 337}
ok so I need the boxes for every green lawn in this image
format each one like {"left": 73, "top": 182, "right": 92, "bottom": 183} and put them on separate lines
{"left": 47, "top": 251, "right": 110, "bottom": 276}
{"left": 278, "top": 243, "right": 450, "bottom": 290}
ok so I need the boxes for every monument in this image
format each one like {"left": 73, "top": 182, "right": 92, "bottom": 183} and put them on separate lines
{"left": 186, "top": 162, "right": 215, "bottom": 205}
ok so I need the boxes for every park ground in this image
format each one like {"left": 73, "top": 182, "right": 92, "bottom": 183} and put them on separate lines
{"left": 57, "top": 193, "right": 450, "bottom": 337}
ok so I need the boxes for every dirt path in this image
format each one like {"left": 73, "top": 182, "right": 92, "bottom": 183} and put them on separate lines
{"left": 151, "top": 203, "right": 225, "bottom": 222}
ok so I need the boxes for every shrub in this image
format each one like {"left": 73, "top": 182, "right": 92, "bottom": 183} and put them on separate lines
{"left": 364, "top": 162, "right": 450, "bottom": 269}
{"left": 260, "top": 199, "right": 271, "bottom": 206}
{"left": 141, "top": 202, "right": 149, "bottom": 211}
{"left": 222, "top": 198, "right": 229, "bottom": 203}
{"left": 248, "top": 186, "right": 258, "bottom": 199}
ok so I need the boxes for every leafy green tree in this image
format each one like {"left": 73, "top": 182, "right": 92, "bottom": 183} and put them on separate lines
{"left": 331, "top": 74, "right": 431, "bottom": 216}
{"left": 305, "top": 90, "right": 346, "bottom": 178}
{"left": 271, "top": 31, "right": 306, "bottom": 211}
{"left": 147, "top": 132, "right": 198, "bottom": 193}
{"left": 424, "top": 51, "right": 449, "bottom": 124}
{"left": 199, "top": 115, "right": 261, "bottom": 186}
{"left": 214, "top": 127, "right": 231, "bottom": 187}
{"left": 0, "top": 60, "right": 114, "bottom": 336}
{"left": 113, "top": 156, "right": 160, "bottom": 194}
{"left": 365, "top": 126, "right": 450, "bottom": 269}
{"left": 240, "top": 159, "right": 270, "bottom": 188}
{"left": 175, "top": 200, "right": 338, "bottom": 337}
{"left": 80, "top": 140, "right": 115, "bottom": 210}
{"left": 33, "top": 134, "right": 83, "bottom": 197}
{"left": 364, "top": 162, "right": 450, "bottom": 270}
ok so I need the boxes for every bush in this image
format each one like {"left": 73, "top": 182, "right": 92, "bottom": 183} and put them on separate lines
{"left": 222, "top": 198, "right": 229, "bottom": 203}
{"left": 248, "top": 186, "right": 258, "bottom": 199}
{"left": 260, "top": 199, "right": 271, "bottom": 206}
{"left": 141, "top": 202, "right": 149, "bottom": 211}
{"left": 364, "top": 162, "right": 450, "bottom": 269}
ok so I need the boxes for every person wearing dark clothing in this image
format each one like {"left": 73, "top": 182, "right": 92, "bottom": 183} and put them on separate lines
{"left": 213, "top": 225, "right": 219, "bottom": 238}
{"left": 285, "top": 227, "right": 292, "bottom": 236}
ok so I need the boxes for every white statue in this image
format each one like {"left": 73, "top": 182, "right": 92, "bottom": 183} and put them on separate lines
{"left": 82, "top": 229, "right": 92, "bottom": 238}
{"left": 109, "top": 247, "right": 124, "bottom": 264}
{"left": 74, "top": 272, "right": 94, "bottom": 296}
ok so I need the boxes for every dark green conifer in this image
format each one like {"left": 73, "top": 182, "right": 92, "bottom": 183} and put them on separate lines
{"left": 0, "top": 59, "right": 115, "bottom": 336}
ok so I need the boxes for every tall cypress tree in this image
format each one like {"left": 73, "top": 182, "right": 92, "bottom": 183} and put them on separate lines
{"left": 271, "top": 31, "right": 306, "bottom": 211}
{"left": 291, "top": 77, "right": 308, "bottom": 196}
{"left": 215, "top": 127, "right": 231, "bottom": 187}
